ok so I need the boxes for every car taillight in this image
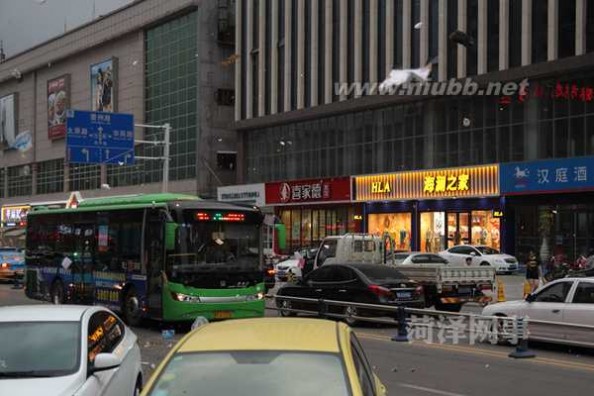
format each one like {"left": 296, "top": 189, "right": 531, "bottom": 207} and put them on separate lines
{"left": 368, "top": 285, "right": 395, "bottom": 300}
{"left": 266, "top": 268, "right": 276, "bottom": 276}
{"left": 0, "top": 263, "right": 8, "bottom": 269}
{"left": 414, "top": 285, "right": 424, "bottom": 295}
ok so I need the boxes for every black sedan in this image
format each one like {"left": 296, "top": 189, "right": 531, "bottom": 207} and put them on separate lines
{"left": 276, "top": 263, "right": 424, "bottom": 325}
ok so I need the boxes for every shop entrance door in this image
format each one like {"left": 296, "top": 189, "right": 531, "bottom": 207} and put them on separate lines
{"left": 447, "top": 212, "right": 471, "bottom": 248}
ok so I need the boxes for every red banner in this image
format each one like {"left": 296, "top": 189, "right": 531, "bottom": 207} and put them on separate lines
{"left": 265, "top": 177, "right": 351, "bottom": 205}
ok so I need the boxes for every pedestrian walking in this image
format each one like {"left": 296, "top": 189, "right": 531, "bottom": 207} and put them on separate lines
{"left": 525, "top": 251, "right": 541, "bottom": 293}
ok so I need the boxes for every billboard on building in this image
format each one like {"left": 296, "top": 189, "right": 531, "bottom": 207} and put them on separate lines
{"left": 501, "top": 157, "right": 594, "bottom": 194}
{"left": 0, "top": 93, "right": 17, "bottom": 149}
{"left": 1, "top": 205, "right": 30, "bottom": 228}
{"left": 47, "top": 75, "right": 70, "bottom": 139}
{"left": 91, "top": 58, "right": 117, "bottom": 112}
{"left": 265, "top": 177, "right": 351, "bottom": 205}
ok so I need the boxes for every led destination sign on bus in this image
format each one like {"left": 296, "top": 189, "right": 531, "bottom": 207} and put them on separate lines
{"left": 195, "top": 212, "right": 246, "bottom": 222}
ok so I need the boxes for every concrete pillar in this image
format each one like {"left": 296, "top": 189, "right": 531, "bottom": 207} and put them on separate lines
{"left": 354, "top": 0, "right": 363, "bottom": 97}
{"left": 457, "top": 0, "right": 467, "bottom": 78}
{"left": 234, "top": 0, "right": 242, "bottom": 120}
{"left": 311, "top": 0, "right": 319, "bottom": 106}
{"left": 339, "top": 0, "right": 347, "bottom": 101}
{"left": 369, "top": 0, "right": 378, "bottom": 84}
{"left": 499, "top": 0, "right": 509, "bottom": 70}
{"left": 522, "top": 0, "right": 532, "bottom": 66}
{"left": 576, "top": 0, "right": 586, "bottom": 55}
{"left": 403, "top": 0, "right": 412, "bottom": 68}
{"left": 258, "top": 0, "right": 266, "bottom": 117}
{"left": 297, "top": 0, "right": 305, "bottom": 109}
{"left": 324, "top": 0, "right": 333, "bottom": 104}
{"left": 420, "top": 0, "right": 429, "bottom": 67}
{"left": 386, "top": 0, "right": 394, "bottom": 73}
{"left": 270, "top": 0, "right": 279, "bottom": 114}
{"left": 477, "top": 0, "right": 487, "bottom": 74}
{"left": 246, "top": 0, "right": 254, "bottom": 119}
{"left": 284, "top": 0, "right": 292, "bottom": 111}
{"left": 548, "top": 0, "right": 558, "bottom": 61}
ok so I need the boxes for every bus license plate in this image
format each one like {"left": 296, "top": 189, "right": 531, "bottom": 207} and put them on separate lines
{"left": 214, "top": 311, "right": 232, "bottom": 319}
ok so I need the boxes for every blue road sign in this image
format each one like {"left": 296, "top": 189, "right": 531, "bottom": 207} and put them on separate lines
{"left": 66, "top": 110, "right": 134, "bottom": 165}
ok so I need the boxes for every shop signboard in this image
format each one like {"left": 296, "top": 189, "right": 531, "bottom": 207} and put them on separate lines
{"left": 265, "top": 177, "right": 351, "bottom": 205}
{"left": 500, "top": 157, "right": 594, "bottom": 195}
{"left": 354, "top": 165, "right": 499, "bottom": 202}
{"left": 1, "top": 205, "right": 30, "bottom": 228}
{"left": 217, "top": 183, "right": 266, "bottom": 207}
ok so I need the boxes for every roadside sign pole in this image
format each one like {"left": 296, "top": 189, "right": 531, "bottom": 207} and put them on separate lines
{"left": 134, "top": 122, "right": 171, "bottom": 193}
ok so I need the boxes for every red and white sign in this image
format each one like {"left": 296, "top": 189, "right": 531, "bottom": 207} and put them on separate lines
{"left": 266, "top": 177, "right": 351, "bottom": 205}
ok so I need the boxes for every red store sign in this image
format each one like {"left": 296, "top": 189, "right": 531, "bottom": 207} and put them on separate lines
{"left": 265, "top": 177, "right": 351, "bottom": 205}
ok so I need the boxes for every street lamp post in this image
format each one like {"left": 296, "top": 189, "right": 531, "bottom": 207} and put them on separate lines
{"left": 134, "top": 122, "right": 171, "bottom": 193}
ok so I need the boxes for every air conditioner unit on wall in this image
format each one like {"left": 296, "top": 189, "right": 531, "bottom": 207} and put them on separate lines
{"left": 215, "top": 89, "right": 235, "bottom": 106}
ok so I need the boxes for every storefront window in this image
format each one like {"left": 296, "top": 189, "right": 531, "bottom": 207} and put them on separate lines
{"left": 367, "top": 213, "right": 412, "bottom": 251}
{"left": 471, "top": 211, "right": 500, "bottom": 250}
{"left": 420, "top": 212, "right": 446, "bottom": 253}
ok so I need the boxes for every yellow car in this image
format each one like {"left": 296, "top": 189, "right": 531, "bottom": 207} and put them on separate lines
{"left": 142, "top": 318, "right": 386, "bottom": 396}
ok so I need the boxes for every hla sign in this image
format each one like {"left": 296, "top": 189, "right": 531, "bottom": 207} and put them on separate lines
{"left": 371, "top": 181, "right": 391, "bottom": 193}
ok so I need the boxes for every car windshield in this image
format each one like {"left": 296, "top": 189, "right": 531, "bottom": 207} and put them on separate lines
{"left": 0, "top": 322, "right": 80, "bottom": 378}
{"left": 146, "top": 351, "right": 351, "bottom": 396}
{"left": 357, "top": 265, "right": 407, "bottom": 281}
{"left": 394, "top": 253, "right": 410, "bottom": 261}
{"left": 475, "top": 246, "right": 500, "bottom": 255}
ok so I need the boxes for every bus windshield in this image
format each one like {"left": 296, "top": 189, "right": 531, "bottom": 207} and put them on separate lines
{"left": 166, "top": 210, "right": 261, "bottom": 288}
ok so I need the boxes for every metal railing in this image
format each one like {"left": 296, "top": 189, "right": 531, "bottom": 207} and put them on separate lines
{"left": 267, "top": 294, "right": 594, "bottom": 357}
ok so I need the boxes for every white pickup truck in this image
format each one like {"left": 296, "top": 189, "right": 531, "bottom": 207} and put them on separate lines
{"left": 313, "top": 233, "right": 496, "bottom": 312}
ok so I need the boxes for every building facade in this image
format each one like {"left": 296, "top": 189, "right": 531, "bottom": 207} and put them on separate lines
{"left": 0, "top": 0, "right": 237, "bottom": 210}
{"left": 234, "top": 0, "right": 594, "bottom": 261}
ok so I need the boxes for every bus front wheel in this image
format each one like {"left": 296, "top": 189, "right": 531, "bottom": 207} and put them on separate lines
{"left": 122, "top": 288, "right": 143, "bottom": 327}
{"left": 50, "top": 280, "right": 65, "bottom": 305}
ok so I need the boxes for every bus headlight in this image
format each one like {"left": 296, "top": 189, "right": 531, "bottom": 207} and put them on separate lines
{"left": 246, "top": 292, "right": 265, "bottom": 301}
{"left": 171, "top": 292, "right": 201, "bottom": 303}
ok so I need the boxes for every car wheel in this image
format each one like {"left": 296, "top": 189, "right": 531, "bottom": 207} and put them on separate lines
{"left": 343, "top": 306, "right": 359, "bottom": 326}
{"left": 490, "top": 314, "right": 513, "bottom": 345}
{"left": 278, "top": 299, "right": 296, "bottom": 317}
{"left": 434, "top": 302, "right": 462, "bottom": 312}
{"left": 122, "top": 288, "right": 143, "bottom": 327}
{"left": 50, "top": 280, "right": 65, "bottom": 305}
{"left": 480, "top": 262, "right": 490, "bottom": 266}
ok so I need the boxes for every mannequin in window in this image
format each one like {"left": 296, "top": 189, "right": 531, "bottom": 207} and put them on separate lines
{"left": 399, "top": 228, "right": 408, "bottom": 250}
{"left": 480, "top": 227, "right": 488, "bottom": 245}
{"left": 425, "top": 229, "right": 433, "bottom": 252}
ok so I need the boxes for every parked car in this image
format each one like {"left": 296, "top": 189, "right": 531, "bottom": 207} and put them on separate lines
{"left": 141, "top": 317, "right": 386, "bottom": 396}
{"left": 441, "top": 245, "right": 519, "bottom": 274}
{"left": 0, "top": 247, "right": 24, "bottom": 283}
{"left": 275, "top": 248, "right": 318, "bottom": 282}
{"left": 482, "top": 277, "right": 594, "bottom": 347}
{"left": 394, "top": 252, "right": 449, "bottom": 265}
{"left": 0, "top": 305, "right": 143, "bottom": 396}
{"left": 276, "top": 263, "right": 424, "bottom": 325}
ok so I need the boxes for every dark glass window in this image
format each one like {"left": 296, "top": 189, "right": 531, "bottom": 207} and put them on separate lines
{"left": 241, "top": 0, "right": 248, "bottom": 119}
{"left": 7, "top": 165, "right": 32, "bottom": 197}
{"left": 532, "top": 1, "right": 548, "bottom": 63}
{"left": 305, "top": 0, "right": 311, "bottom": 107}
{"left": 588, "top": 2, "right": 594, "bottom": 53}
{"left": 429, "top": 0, "right": 439, "bottom": 63}
{"left": 466, "top": 0, "right": 478, "bottom": 75}
{"left": 394, "top": 0, "right": 403, "bottom": 68}
{"left": 291, "top": 0, "right": 298, "bottom": 110}
{"left": 253, "top": 0, "right": 260, "bottom": 115}
{"left": 88, "top": 312, "right": 125, "bottom": 365}
{"left": 37, "top": 159, "right": 64, "bottom": 195}
{"left": 447, "top": 0, "right": 458, "bottom": 78}
{"left": 411, "top": 0, "right": 420, "bottom": 68}
{"left": 487, "top": 0, "right": 500, "bottom": 72}
{"left": 265, "top": 0, "right": 272, "bottom": 114}
{"left": 332, "top": 0, "right": 341, "bottom": 101}
{"left": 347, "top": 0, "right": 355, "bottom": 93}
{"left": 318, "top": 0, "right": 326, "bottom": 104}
{"left": 68, "top": 164, "right": 100, "bottom": 192}
{"left": 558, "top": 0, "right": 576, "bottom": 59}
{"left": 217, "top": 152, "right": 237, "bottom": 171}
{"left": 509, "top": 0, "right": 522, "bottom": 68}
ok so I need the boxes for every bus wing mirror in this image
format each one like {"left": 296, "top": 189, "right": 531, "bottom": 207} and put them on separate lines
{"left": 165, "top": 222, "right": 178, "bottom": 251}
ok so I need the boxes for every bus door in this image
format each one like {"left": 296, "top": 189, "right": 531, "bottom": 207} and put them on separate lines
{"left": 72, "top": 222, "right": 96, "bottom": 304}
{"left": 145, "top": 209, "right": 165, "bottom": 318}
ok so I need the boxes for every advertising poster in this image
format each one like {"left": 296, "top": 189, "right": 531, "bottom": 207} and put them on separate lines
{"left": 91, "top": 58, "right": 117, "bottom": 112}
{"left": 0, "top": 93, "right": 16, "bottom": 149}
{"left": 47, "top": 75, "right": 70, "bottom": 139}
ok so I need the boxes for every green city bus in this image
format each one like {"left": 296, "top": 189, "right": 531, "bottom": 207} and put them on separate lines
{"left": 25, "top": 193, "right": 266, "bottom": 325}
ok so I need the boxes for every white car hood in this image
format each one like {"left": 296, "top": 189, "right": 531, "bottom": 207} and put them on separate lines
{"left": 483, "top": 299, "right": 527, "bottom": 315}
{"left": 275, "top": 259, "right": 300, "bottom": 269}
{"left": 0, "top": 375, "right": 81, "bottom": 396}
